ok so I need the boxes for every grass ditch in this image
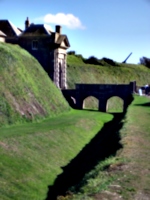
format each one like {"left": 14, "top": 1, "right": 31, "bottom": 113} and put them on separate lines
{"left": 1, "top": 42, "right": 150, "bottom": 200}
{"left": 0, "top": 109, "right": 113, "bottom": 200}
{"left": 60, "top": 95, "right": 150, "bottom": 200}
{"left": 46, "top": 112, "right": 126, "bottom": 199}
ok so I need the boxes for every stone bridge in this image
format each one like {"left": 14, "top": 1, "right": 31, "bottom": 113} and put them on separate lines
{"left": 62, "top": 81, "right": 136, "bottom": 112}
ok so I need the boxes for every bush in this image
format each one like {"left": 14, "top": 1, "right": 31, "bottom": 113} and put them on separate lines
{"left": 67, "top": 51, "right": 76, "bottom": 55}
{"left": 102, "top": 57, "right": 117, "bottom": 66}
{"left": 140, "top": 57, "right": 150, "bottom": 69}
{"left": 84, "top": 56, "right": 102, "bottom": 65}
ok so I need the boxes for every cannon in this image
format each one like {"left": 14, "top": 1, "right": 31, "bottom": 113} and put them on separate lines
{"left": 122, "top": 52, "right": 132, "bottom": 63}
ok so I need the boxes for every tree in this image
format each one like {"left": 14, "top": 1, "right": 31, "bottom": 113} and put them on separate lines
{"left": 67, "top": 51, "right": 76, "bottom": 55}
{"left": 84, "top": 56, "right": 101, "bottom": 65}
{"left": 139, "top": 57, "right": 150, "bottom": 68}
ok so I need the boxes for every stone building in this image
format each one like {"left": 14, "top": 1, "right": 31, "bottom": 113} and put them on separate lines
{"left": 0, "top": 18, "right": 70, "bottom": 89}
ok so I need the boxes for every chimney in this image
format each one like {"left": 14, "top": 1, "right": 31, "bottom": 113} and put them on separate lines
{"left": 25, "top": 17, "right": 30, "bottom": 30}
{"left": 55, "top": 25, "right": 62, "bottom": 34}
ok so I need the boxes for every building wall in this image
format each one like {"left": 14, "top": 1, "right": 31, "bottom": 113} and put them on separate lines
{"left": 54, "top": 48, "right": 67, "bottom": 89}
{"left": 18, "top": 36, "right": 55, "bottom": 79}
{"left": 0, "top": 37, "right": 5, "bottom": 42}
{"left": 5, "top": 34, "right": 68, "bottom": 89}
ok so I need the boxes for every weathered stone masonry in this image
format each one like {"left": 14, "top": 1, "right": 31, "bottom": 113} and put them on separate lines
{"left": 62, "top": 81, "right": 136, "bottom": 112}
{"left": 0, "top": 18, "right": 70, "bottom": 89}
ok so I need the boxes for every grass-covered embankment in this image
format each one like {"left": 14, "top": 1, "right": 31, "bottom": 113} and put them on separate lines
{"left": 0, "top": 43, "right": 70, "bottom": 127}
{"left": 1, "top": 43, "right": 150, "bottom": 200}
{"left": 0, "top": 109, "right": 113, "bottom": 200}
{"left": 67, "top": 54, "right": 150, "bottom": 111}
{"left": 67, "top": 54, "right": 150, "bottom": 88}
{"left": 65, "top": 95, "right": 150, "bottom": 200}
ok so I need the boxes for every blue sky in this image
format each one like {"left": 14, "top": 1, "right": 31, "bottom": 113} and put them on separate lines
{"left": 0, "top": 0, "right": 150, "bottom": 64}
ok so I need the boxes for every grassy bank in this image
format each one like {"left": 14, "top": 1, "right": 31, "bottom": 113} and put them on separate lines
{"left": 64, "top": 95, "right": 150, "bottom": 200}
{"left": 0, "top": 109, "right": 113, "bottom": 200}
{"left": 0, "top": 43, "right": 70, "bottom": 127}
{"left": 67, "top": 54, "right": 150, "bottom": 89}
{"left": 1, "top": 42, "right": 150, "bottom": 200}
{"left": 67, "top": 54, "right": 150, "bottom": 110}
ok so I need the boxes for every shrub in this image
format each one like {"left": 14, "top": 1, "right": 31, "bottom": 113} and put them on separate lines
{"left": 139, "top": 57, "right": 150, "bottom": 69}
{"left": 67, "top": 51, "right": 76, "bottom": 55}
{"left": 84, "top": 56, "right": 102, "bottom": 65}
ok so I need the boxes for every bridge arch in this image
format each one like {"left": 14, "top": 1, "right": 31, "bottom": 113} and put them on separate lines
{"left": 62, "top": 93, "right": 76, "bottom": 108}
{"left": 62, "top": 82, "right": 135, "bottom": 112}
{"left": 106, "top": 96, "right": 124, "bottom": 113}
{"left": 83, "top": 95, "right": 99, "bottom": 110}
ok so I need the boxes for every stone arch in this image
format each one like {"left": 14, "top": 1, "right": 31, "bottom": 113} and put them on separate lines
{"left": 62, "top": 94, "right": 76, "bottom": 109}
{"left": 71, "top": 96, "right": 76, "bottom": 104}
{"left": 106, "top": 96, "right": 124, "bottom": 113}
{"left": 82, "top": 95, "right": 99, "bottom": 110}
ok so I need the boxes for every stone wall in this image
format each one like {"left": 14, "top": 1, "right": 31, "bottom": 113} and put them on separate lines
{"left": 0, "top": 37, "right": 5, "bottom": 42}
{"left": 54, "top": 48, "right": 67, "bottom": 89}
{"left": 62, "top": 82, "right": 135, "bottom": 112}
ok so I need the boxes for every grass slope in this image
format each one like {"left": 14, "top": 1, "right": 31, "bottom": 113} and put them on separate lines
{"left": 67, "top": 54, "right": 150, "bottom": 111}
{"left": 0, "top": 110, "right": 113, "bottom": 200}
{"left": 0, "top": 43, "right": 70, "bottom": 127}
{"left": 66, "top": 95, "right": 150, "bottom": 200}
{"left": 1, "top": 44, "right": 150, "bottom": 200}
{"left": 67, "top": 55, "right": 150, "bottom": 88}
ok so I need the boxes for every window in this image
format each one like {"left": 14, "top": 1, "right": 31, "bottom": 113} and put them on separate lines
{"left": 32, "top": 40, "right": 38, "bottom": 50}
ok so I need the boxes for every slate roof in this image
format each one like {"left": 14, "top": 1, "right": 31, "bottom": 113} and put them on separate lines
{"left": 0, "top": 20, "right": 21, "bottom": 36}
{"left": 21, "top": 24, "right": 53, "bottom": 36}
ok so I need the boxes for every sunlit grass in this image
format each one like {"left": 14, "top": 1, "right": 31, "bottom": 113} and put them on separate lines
{"left": 0, "top": 109, "right": 113, "bottom": 200}
{"left": 0, "top": 42, "right": 70, "bottom": 127}
{"left": 67, "top": 96, "right": 150, "bottom": 200}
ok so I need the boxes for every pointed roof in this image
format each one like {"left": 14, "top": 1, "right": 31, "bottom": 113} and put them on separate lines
{"left": 0, "top": 20, "right": 21, "bottom": 37}
{"left": 0, "top": 30, "right": 6, "bottom": 37}
{"left": 21, "top": 24, "right": 53, "bottom": 36}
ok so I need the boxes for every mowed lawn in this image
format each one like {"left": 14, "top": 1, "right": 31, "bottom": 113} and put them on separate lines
{"left": 68, "top": 95, "right": 150, "bottom": 200}
{"left": 116, "top": 95, "right": 150, "bottom": 199}
{"left": 0, "top": 109, "right": 113, "bottom": 200}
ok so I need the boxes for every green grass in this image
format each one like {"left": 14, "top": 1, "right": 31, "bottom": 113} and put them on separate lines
{"left": 1, "top": 43, "right": 150, "bottom": 200}
{"left": 0, "top": 43, "right": 70, "bottom": 127}
{"left": 65, "top": 95, "right": 150, "bottom": 200}
{"left": 67, "top": 54, "right": 150, "bottom": 110}
{"left": 0, "top": 109, "right": 113, "bottom": 200}
{"left": 67, "top": 54, "right": 150, "bottom": 88}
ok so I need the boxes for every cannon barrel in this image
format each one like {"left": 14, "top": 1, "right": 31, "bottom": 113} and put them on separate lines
{"left": 122, "top": 52, "right": 132, "bottom": 63}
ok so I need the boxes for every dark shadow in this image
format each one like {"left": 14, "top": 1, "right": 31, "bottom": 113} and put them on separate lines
{"left": 45, "top": 112, "right": 126, "bottom": 200}
{"left": 134, "top": 102, "right": 150, "bottom": 107}
{"left": 82, "top": 109, "right": 99, "bottom": 112}
{"left": 62, "top": 95, "right": 76, "bottom": 109}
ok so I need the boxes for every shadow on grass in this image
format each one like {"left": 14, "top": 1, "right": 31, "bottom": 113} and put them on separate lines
{"left": 45, "top": 112, "right": 126, "bottom": 200}
{"left": 134, "top": 102, "right": 150, "bottom": 107}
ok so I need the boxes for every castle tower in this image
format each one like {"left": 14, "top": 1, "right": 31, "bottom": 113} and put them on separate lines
{"left": 25, "top": 17, "right": 30, "bottom": 30}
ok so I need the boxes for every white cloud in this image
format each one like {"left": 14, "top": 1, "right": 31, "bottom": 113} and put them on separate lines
{"left": 35, "top": 13, "right": 85, "bottom": 30}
